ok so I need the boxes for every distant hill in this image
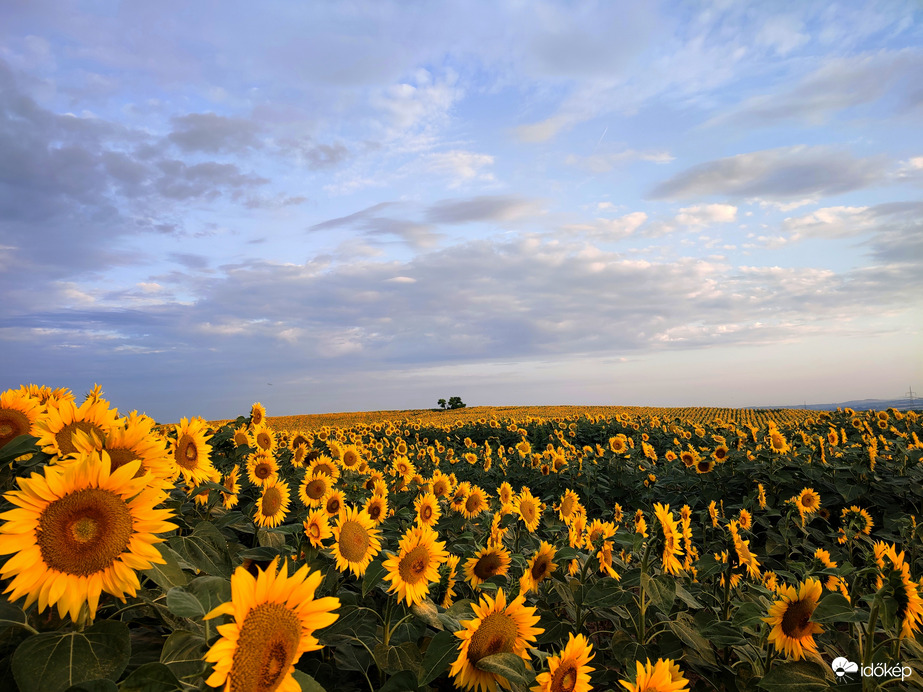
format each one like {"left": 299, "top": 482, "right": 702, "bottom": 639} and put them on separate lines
{"left": 771, "top": 398, "right": 921, "bottom": 412}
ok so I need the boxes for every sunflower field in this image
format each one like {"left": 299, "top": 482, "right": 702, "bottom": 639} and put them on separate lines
{"left": 0, "top": 385, "right": 922, "bottom": 692}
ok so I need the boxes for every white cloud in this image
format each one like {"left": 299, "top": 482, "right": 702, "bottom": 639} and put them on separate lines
{"left": 564, "top": 149, "right": 675, "bottom": 173}
{"left": 675, "top": 203, "right": 737, "bottom": 226}
{"left": 420, "top": 150, "right": 495, "bottom": 187}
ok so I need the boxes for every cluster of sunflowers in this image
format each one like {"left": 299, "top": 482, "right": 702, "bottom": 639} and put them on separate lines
{"left": 0, "top": 385, "right": 921, "bottom": 692}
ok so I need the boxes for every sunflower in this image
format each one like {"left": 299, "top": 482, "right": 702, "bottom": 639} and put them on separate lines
{"left": 728, "top": 521, "right": 761, "bottom": 579}
{"left": 738, "top": 509, "right": 752, "bottom": 531}
{"left": 431, "top": 472, "right": 453, "bottom": 498}
{"left": 619, "top": 658, "right": 689, "bottom": 692}
{"left": 363, "top": 494, "right": 389, "bottom": 525}
{"left": 232, "top": 426, "right": 252, "bottom": 448}
{"left": 557, "top": 489, "right": 581, "bottom": 522}
{"left": 331, "top": 506, "right": 381, "bottom": 577}
{"left": 35, "top": 397, "right": 120, "bottom": 457}
{"left": 249, "top": 402, "right": 266, "bottom": 428}
{"left": 654, "top": 504, "right": 684, "bottom": 576}
{"left": 532, "top": 633, "right": 594, "bottom": 692}
{"left": 874, "top": 544, "right": 923, "bottom": 639}
{"left": 303, "top": 509, "right": 332, "bottom": 548}
{"left": 203, "top": 558, "right": 338, "bottom": 692}
{"left": 290, "top": 443, "right": 309, "bottom": 468}
{"left": 255, "top": 478, "right": 291, "bottom": 528}
{"left": 840, "top": 506, "right": 874, "bottom": 542}
{"left": 634, "top": 510, "right": 648, "bottom": 538}
{"left": 463, "top": 486, "right": 490, "bottom": 519}
{"left": 584, "top": 519, "right": 616, "bottom": 550}
{"left": 465, "top": 544, "right": 511, "bottom": 589}
{"left": 252, "top": 425, "right": 277, "bottom": 454}
{"left": 383, "top": 524, "right": 449, "bottom": 607}
{"left": 299, "top": 473, "right": 331, "bottom": 508}
{"left": 0, "top": 450, "right": 175, "bottom": 621}
{"left": 608, "top": 435, "right": 628, "bottom": 454}
{"left": 450, "top": 483, "right": 470, "bottom": 514}
{"left": 247, "top": 450, "right": 279, "bottom": 488}
{"left": 322, "top": 489, "right": 346, "bottom": 519}
{"left": 221, "top": 465, "right": 241, "bottom": 509}
{"left": 679, "top": 450, "right": 696, "bottom": 468}
{"left": 695, "top": 458, "right": 714, "bottom": 474}
{"left": 515, "top": 488, "right": 543, "bottom": 533}
{"left": 768, "top": 428, "right": 790, "bottom": 454}
{"left": 307, "top": 455, "right": 340, "bottom": 481}
{"left": 520, "top": 541, "right": 557, "bottom": 594}
{"left": 341, "top": 445, "right": 362, "bottom": 470}
{"left": 414, "top": 492, "right": 441, "bottom": 527}
{"left": 449, "top": 589, "right": 543, "bottom": 692}
{"left": 797, "top": 488, "right": 820, "bottom": 515}
{"left": 757, "top": 483, "right": 767, "bottom": 510}
{"left": 763, "top": 578, "right": 824, "bottom": 660}
{"left": 392, "top": 455, "right": 416, "bottom": 480}
{"left": 597, "top": 540, "right": 620, "bottom": 580}
{"left": 708, "top": 501, "right": 719, "bottom": 528}
{"left": 168, "top": 416, "right": 215, "bottom": 486}
{"left": 0, "top": 389, "right": 41, "bottom": 450}
{"left": 441, "top": 554, "right": 461, "bottom": 608}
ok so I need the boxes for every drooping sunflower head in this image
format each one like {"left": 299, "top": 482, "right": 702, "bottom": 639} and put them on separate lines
{"left": 449, "top": 589, "right": 543, "bottom": 692}
{"left": 464, "top": 544, "right": 512, "bottom": 588}
{"left": 331, "top": 506, "right": 382, "bottom": 577}
{"left": 0, "top": 449, "right": 175, "bottom": 621}
{"left": 762, "top": 578, "right": 824, "bottom": 660}
{"left": 204, "top": 558, "right": 339, "bottom": 692}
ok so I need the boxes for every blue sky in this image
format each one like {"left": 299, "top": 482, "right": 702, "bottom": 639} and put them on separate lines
{"left": 1, "top": 0, "right": 921, "bottom": 422}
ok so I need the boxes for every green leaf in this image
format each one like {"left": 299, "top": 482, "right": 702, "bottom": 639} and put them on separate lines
{"left": 0, "top": 598, "right": 29, "bottom": 633}
{"left": 165, "top": 576, "right": 231, "bottom": 619}
{"left": 159, "top": 631, "right": 206, "bottom": 682}
{"left": 168, "top": 522, "right": 232, "bottom": 578}
{"left": 142, "top": 544, "right": 189, "bottom": 591}
{"left": 0, "top": 434, "right": 41, "bottom": 465}
{"left": 812, "top": 592, "right": 862, "bottom": 623}
{"left": 379, "top": 670, "right": 420, "bottom": 692}
{"left": 257, "top": 527, "right": 286, "bottom": 548}
{"left": 291, "top": 669, "right": 326, "bottom": 692}
{"left": 362, "top": 558, "right": 388, "bottom": 598}
{"left": 757, "top": 661, "right": 830, "bottom": 691}
{"left": 674, "top": 583, "right": 704, "bottom": 609}
{"left": 582, "top": 577, "right": 628, "bottom": 610}
{"left": 644, "top": 574, "right": 676, "bottom": 614}
{"left": 418, "top": 630, "right": 459, "bottom": 686}
{"left": 65, "top": 680, "right": 119, "bottom": 692}
{"left": 165, "top": 588, "right": 203, "bottom": 618}
{"left": 700, "top": 620, "right": 747, "bottom": 647}
{"left": 118, "top": 662, "right": 184, "bottom": 692}
{"left": 666, "top": 614, "right": 716, "bottom": 666}
{"left": 410, "top": 600, "right": 443, "bottom": 630}
{"left": 12, "top": 620, "right": 131, "bottom": 692}
{"left": 475, "top": 652, "right": 530, "bottom": 687}
{"left": 733, "top": 601, "right": 768, "bottom": 631}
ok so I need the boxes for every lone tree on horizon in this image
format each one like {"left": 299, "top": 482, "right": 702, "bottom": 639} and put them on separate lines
{"left": 437, "top": 396, "right": 466, "bottom": 410}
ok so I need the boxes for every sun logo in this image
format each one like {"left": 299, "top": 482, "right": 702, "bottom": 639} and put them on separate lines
{"left": 831, "top": 657, "right": 859, "bottom": 682}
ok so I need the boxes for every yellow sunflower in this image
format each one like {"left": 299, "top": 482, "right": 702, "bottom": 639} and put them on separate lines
{"left": 520, "top": 541, "right": 558, "bottom": 594}
{"left": 557, "top": 489, "right": 581, "bottom": 522}
{"left": 383, "top": 524, "right": 449, "bottom": 606}
{"left": 221, "top": 465, "right": 241, "bottom": 509}
{"left": 464, "top": 544, "right": 511, "bottom": 589}
{"left": 609, "top": 435, "right": 628, "bottom": 454}
{"left": 69, "top": 411, "right": 176, "bottom": 486}
{"left": 797, "top": 488, "right": 820, "bottom": 515}
{"left": 331, "top": 506, "right": 382, "bottom": 577}
{"left": 695, "top": 458, "right": 714, "bottom": 474}
{"left": 0, "top": 389, "right": 41, "bottom": 450}
{"left": 738, "top": 509, "right": 752, "bottom": 531}
{"left": 303, "top": 509, "right": 332, "bottom": 548}
{"left": 246, "top": 450, "right": 279, "bottom": 488}
{"left": 203, "top": 558, "right": 339, "bottom": 692}
{"left": 249, "top": 401, "right": 266, "bottom": 428}
{"left": 254, "top": 478, "right": 291, "bottom": 529}
{"left": 0, "top": 450, "right": 175, "bottom": 621}
{"left": 654, "top": 504, "right": 684, "bottom": 576}
{"left": 463, "top": 485, "right": 490, "bottom": 519}
{"left": 515, "top": 488, "right": 543, "bottom": 533}
{"left": 252, "top": 424, "right": 277, "bottom": 454}
{"left": 441, "top": 554, "right": 461, "bottom": 608}
{"left": 340, "top": 445, "right": 362, "bottom": 470}
{"left": 763, "top": 578, "right": 824, "bottom": 660}
{"left": 34, "top": 397, "right": 120, "bottom": 457}
{"left": 532, "top": 632, "right": 594, "bottom": 692}
{"left": 431, "top": 472, "right": 453, "bottom": 498}
{"left": 497, "top": 482, "right": 514, "bottom": 506}
{"left": 299, "top": 473, "right": 331, "bottom": 508}
{"left": 619, "top": 658, "right": 689, "bottom": 692}
{"left": 322, "top": 489, "right": 346, "bottom": 519}
{"left": 307, "top": 454, "right": 340, "bottom": 480}
{"left": 168, "top": 416, "right": 215, "bottom": 486}
{"left": 874, "top": 544, "right": 923, "bottom": 639}
{"left": 290, "top": 443, "right": 309, "bottom": 468}
{"left": 414, "top": 491, "right": 441, "bottom": 527}
{"left": 768, "top": 428, "right": 790, "bottom": 454}
{"left": 360, "top": 494, "right": 386, "bottom": 525}
{"left": 450, "top": 589, "right": 543, "bottom": 692}
{"left": 232, "top": 425, "right": 252, "bottom": 448}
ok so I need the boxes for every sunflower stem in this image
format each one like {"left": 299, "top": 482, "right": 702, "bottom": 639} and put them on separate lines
{"left": 863, "top": 598, "right": 881, "bottom": 668}
{"left": 638, "top": 540, "right": 653, "bottom": 642}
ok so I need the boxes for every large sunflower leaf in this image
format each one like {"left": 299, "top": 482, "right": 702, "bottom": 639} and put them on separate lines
{"left": 757, "top": 661, "right": 830, "bottom": 691}
{"left": 118, "top": 662, "right": 184, "bottom": 692}
{"left": 168, "top": 521, "right": 232, "bottom": 578}
{"left": 11, "top": 620, "right": 131, "bottom": 692}
{"left": 418, "top": 630, "right": 459, "bottom": 686}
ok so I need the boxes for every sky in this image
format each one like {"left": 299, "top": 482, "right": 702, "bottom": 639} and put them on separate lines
{"left": 1, "top": 0, "right": 922, "bottom": 422}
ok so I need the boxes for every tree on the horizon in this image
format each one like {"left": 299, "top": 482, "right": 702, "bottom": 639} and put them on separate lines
{"left": 437, "top": 396, "right": 466, "bottom": 409}
{"left": 437, "top": 398, "right": 447, "bottom": 409}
